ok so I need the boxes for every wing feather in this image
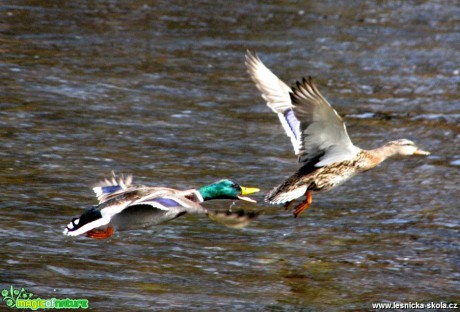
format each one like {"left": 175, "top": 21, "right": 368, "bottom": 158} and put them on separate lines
{"left": 92, "top": 173, "right": 134, "bottom": 203}
{"left": 291, "top": 78, "right": 359, "bottom": 166}
{"left": 245, "top": 50, "right": 301, "bottom": 154}
{"left": 245, "top": 51, "right": 359, "bottom": 167}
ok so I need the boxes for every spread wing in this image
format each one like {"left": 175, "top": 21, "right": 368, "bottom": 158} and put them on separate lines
{"left": 92, "top": 173, "right": 134, "bottom": 203}
{"left": 290, "top": 77, "right": 359, "bottom": 166}
{"left": 245, "top": 50, "right": 301, "bottom": 154}
{"left": 245, "top": 51, "right": 359, "bottom": 167}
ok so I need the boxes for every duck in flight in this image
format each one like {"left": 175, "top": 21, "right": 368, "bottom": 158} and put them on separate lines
{"left": 63, "top": 174, "right": 260, "bottom": 239}
{"left": 245, "top": 51, "right": 430, "bottom": 217}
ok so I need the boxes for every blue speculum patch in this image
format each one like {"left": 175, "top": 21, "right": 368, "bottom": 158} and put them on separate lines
{"left": 152, "top": 198, "right": 180, "bottom": 207}
{"left": 101, "top": 185, "right": 122, "bottom": 194}
{"left": 284, "top": 109, "right": 300, "bottom": 140}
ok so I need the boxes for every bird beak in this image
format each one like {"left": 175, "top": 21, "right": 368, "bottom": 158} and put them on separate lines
{"left": 413, "top": 148, "right": 431, "bottom": 156}
{"left": 238, "top": 186, "right": 260, "bottom": 203}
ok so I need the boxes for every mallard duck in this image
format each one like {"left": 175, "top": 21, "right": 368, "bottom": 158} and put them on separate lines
{"left": 63, "top": 174, "right": 260, "bottom": 239}
{"left": 245, "top": 51, "right": 430, "bottom": 217}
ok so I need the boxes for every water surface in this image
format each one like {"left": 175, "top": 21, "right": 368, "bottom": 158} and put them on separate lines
{"left": 1, "top": 1, "right": 459, "bottom": 311}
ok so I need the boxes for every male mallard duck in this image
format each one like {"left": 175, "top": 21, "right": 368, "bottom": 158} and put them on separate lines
{"left": 245, "top": 51, "right": 430, "bottom": 217}
{"left": 63, "top": 174, "right": 260, "bottom": 239}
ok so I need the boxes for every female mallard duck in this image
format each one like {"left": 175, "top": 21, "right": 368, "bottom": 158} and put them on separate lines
{"left": 245, "top": 51, "right": 430, "bottom": 218}
{"left": 63, "top": 174, "right": 260, "bottom": 239}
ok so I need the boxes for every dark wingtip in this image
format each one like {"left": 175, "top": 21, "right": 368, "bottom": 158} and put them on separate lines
{"left": 308, "top": 76, "right": 315, "bottom": 88}
{"left": 290, "top": 78, "right": 309, "bottom": 105}
{"left": 289, "top": 90, "right": 299, "bottom": 106}
{"left": 289, "top": 76, "right": 321, "bottom": 105}
{"left": 294, "top": 76, "right": 315, "bottom": 91}
{"left": 296, "top": 79, "right": 303, "bottom": 89}
{"left": 302, "top": 76, "right": 315, "bottom": 88}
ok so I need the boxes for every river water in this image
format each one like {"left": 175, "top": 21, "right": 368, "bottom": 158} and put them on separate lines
{"left": 1, "top": 1, "right": 459, "bottom": 311}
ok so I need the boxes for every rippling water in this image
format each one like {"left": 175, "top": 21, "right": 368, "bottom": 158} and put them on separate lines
{"left": 1, "top": 1, "right": 459, "bottom": 311}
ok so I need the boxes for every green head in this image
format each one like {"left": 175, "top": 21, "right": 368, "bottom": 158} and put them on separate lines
{"left": 197, "top": 179, "right": 259, "bottom": 202}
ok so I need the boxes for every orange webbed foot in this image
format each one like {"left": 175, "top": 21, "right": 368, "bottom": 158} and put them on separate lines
{"left": 86, "top": 227, "right": 114, "bottom": 239}
{"left": 293, "top": 191, "right": 312, "bottom": 218}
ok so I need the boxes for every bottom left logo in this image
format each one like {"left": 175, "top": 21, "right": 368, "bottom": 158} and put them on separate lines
{"left": 1, "top": 286, "right": 89, "bottom": 310}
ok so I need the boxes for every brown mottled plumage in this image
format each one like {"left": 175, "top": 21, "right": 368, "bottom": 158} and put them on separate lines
{"left": 245, "top": 51, "right": 430, "bottom": 217}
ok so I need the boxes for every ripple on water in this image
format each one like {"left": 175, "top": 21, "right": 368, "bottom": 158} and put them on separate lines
{"left": 1, "top": 0, "right": 458, "bottom": 310}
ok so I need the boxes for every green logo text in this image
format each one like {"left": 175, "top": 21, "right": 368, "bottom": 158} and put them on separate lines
{"left": 1, "top": 286, "right": 88, "bottom": 310}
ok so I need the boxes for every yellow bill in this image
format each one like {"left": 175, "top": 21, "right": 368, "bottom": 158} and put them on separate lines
{"left": 238, "top": 186, "right": 260, "bottom": 203}
{"left": 413, "top": 148, "right": 431, "bottom": 156}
